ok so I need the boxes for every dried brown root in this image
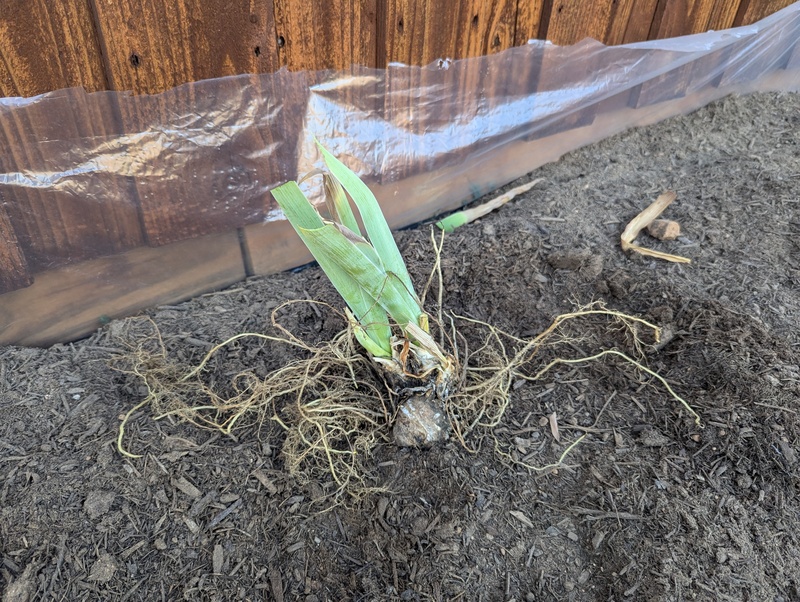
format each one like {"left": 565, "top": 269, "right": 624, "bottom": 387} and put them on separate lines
{"left": 112, "top": 303, "right": 396, "bottom": 503}
{"left": 113, "top": 299, "right": 699, "bottom": 499}
{"left": 446, "top": 301, "right": 701, "bottom": 470}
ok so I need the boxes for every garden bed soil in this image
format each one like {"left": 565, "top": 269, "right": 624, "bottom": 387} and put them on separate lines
{"left": 2, "top": 91, "right": 799, "bottom": 601}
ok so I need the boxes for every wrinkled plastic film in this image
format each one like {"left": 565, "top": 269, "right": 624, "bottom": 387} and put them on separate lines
{"left": 0, "top": 1, "right": 799, "bottom": 283}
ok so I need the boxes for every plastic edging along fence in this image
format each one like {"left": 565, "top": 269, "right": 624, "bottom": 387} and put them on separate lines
{"left": 1, "top": 1, "right": 799, "bottom": 346}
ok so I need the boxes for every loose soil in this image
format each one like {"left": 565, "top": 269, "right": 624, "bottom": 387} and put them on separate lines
{"left": 2, "top": 91, "right": 799, "bottom": 602}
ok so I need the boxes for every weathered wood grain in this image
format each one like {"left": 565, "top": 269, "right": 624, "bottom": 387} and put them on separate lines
{"left": 513, "top": 0, "right": 547, "bottom": 45}
{"left": 92, "top": 0, "right": 280, "bottom": 94}
{"left": 381, "top": 0, "right": 520, "bottom": 182}
{"left": 651, "top": 0, "right": 742, "bottom": 40}
{"left": 734, "top": 0, "right": 796, "bottom": 25}
{"left": 0, "top": 229, "right": 244, "bottom": 347}
{"left": 543, "top": 0, "right": 616, "bottom": 45}
{"left": 385, "top": 0, "right": 520, "bottom": 65}
{"left": 273, "top": 0, "right": 378, "bottom": 70}
{"left": 605, "top": 0, "right": 661, "bottom": 44}
{"left": 0, "top": 0, "right": 106, "bottom": 98}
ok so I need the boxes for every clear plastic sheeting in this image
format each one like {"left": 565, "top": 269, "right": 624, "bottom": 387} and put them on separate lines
{"left": 1, "top": 2, "right": 799, "bottom": 279}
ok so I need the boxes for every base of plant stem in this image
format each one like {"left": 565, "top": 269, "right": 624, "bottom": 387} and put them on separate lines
{"left": 393, "top": 396, "right": 450, "bottom": 447}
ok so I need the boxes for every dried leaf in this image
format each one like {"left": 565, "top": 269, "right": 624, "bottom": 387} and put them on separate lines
{"left": 621, "top": 191, "right": 691, "bottom": 264}
{"left": 436, "top": 178, "right": 544, "bottom": 232}
{"left": 548, "top": 412, "right": 560, "bottom": 442}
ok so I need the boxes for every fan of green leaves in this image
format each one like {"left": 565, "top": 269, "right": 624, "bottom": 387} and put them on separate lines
{"left": 271, "top": 142, "right": 430, "bottom": 360}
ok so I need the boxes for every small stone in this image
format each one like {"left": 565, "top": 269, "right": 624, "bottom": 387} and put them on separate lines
{"left": 567, "top": 531, "right": 579, "bottom": 542}
{"left": 212, "top": 544, "right": 224, "bottom": 574}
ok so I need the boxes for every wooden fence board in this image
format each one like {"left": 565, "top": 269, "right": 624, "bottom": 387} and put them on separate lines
{"left": 735, "top": 0, "right": 797, "bottom": 24}
{"left": 113, "top": 71, "right": 306, "bottom": 246}
{"left": 513, "top": 0, "right": 547, "bottom": 45}
{"left": 0, "top": 88, "right": 144, "bottom": 272}
{"left": 273, "top": 0, "right": 378, "bottom": 70}
{"left": 92, "top": 0, "right": 280, "bottom": 95}
{"left": 381, "top": 0, "right": 520, "bottom": 182}
{"left": 385, "top": 0, "right": 520, "bottom": 65}
{"left": 631, "top": 0, "right": 744, "bottom": 107}
{"left": 543, "top": 0, "right": 616, "bottom": 45}
{"left": 0, "top": 0, "right": 106, "bottom": 98}
{"left": 719, "top": 3, "right": 800, "bottom": 86}
{"left": 605, "top": 0, "right": 661, "bottom": 44}
{"left": 652, "top": 0, "right": 741, "bottom": 40}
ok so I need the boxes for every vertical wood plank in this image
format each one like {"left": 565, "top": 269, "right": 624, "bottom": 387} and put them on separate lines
{"left": 651, "top": 0, "right": 742, "bottom": 40}
{"left": 92, "top": 0, "right": 280, "bottom": 95}
{"left": 719, "top": 2, "right": 800, "bottom": 86}
{"left": 0, "top": 0, "right": 107, "bottom": 98}
{"left": 91, "top": 1, "right": 300, "bottom": 247}
{"left": 385, "top": 0, "right": 519, "bottom": 65}
{"left": 513, "top": 0, "right": 547, "bottom": 45}
{"left": 112, "top": 70, "right": 307, "bottom": 246}
{"left": 734, "top": 0, "right": 796, "bottom": 25}
{"left": 631, "top": 0, "right": 743, "bottom": 108}
{"left": 543, "top": 0, "right": 616, "bottom": 45}
{"left": 273, "top": 0, "right": 378, "bottom": 70}
{"left": 381, "top": 0, "right": 521, "bottom": 182}
{"left": 0, "top": 199, "right": 31, "bottom": 293}
{"left": 0, "top": 88, "right": 145, "bottom": 272}
{"left": 605, "top": 0, "right": 661, "bottom": 45}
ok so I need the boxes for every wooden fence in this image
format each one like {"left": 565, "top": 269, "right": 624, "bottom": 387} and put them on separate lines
{"left": 0, "top": 0, "right": 793, "bottom": 98}
{"left": 0, "top": 0, "right": 798, "bottom": 346}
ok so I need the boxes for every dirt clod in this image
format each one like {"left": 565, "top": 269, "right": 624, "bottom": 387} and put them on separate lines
{"left": 647, "top": 218, "right": 681, "bottom": 240}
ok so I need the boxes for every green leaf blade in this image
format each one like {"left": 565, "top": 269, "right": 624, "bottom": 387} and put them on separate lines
{"left": 272, "top": 181, "right": 393, "bottom": 356}
{"left": 301, "top": 224, "right": 422, "bottom": 329}
{"left": 316, "top": 142, "right": 416, "bottom": 298}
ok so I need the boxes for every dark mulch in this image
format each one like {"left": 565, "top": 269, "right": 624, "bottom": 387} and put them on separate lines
{"left": 2, "top": 91, "right": 799, "bottom": 601}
